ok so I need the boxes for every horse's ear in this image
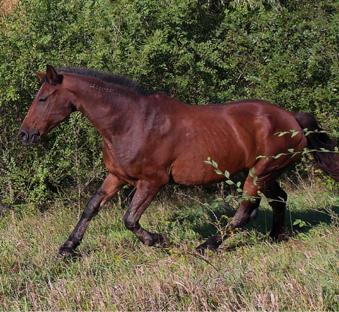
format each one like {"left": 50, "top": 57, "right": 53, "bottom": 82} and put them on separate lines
{"left": 46, "top": 65, "right": 63, "bottom": 85}
{"left": 35, "top": 71, "right": 46, "bottom": 83}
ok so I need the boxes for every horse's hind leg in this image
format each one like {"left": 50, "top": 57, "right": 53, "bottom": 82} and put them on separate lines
{"left": 123, "top": 178, "right": 169, "bottom": 247}
{"left": 196, "top": 175, "right": 261, "bottom": 253}
{"left": 262, "top": 181, "right": 287, "bottom": 239}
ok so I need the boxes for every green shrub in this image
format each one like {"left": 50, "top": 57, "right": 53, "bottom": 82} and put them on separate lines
{"left": 0, "top": 0, "right": 337, "bottom": 205}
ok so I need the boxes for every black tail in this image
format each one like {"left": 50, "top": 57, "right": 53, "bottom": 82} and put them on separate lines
{"left": 294, "top": 112, "right": 339, "bottom": 182}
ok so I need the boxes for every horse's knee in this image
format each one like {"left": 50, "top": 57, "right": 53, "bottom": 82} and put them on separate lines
{"left": 82, "top": 191, "right": 104, "bottom": 219}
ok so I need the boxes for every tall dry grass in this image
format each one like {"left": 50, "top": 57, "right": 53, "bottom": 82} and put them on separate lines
{"left": 0, "top": 181, "right": 338, "bottom": 310}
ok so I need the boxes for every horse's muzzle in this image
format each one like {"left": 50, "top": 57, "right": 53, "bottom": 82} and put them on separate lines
{"left": 19, "top": 128, "right": 40, "bottom": 144}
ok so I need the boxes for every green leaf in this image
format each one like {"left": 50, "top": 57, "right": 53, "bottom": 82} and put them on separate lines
{"left": 291, "top": 130, "right": 299, "bottom": 137}
{"left": 273, "top": 153, "right": 286, "bottom": 159}
{"left": 293, "top": 219, "right": 308, "bottom": 228}
{"left": 249, "top": 168, "right": 256, "bottom": 178}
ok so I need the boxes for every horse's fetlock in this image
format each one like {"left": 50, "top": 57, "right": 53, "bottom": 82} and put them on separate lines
{"left": 143, "top": 238, "right": 155, "bottom": 246}
{"left": 123, "top": 214, "right": 138, "bottom": 231}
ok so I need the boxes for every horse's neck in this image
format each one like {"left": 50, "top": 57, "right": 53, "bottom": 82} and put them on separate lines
{"left": 71, "top": 80, "right": 141, "bottom": 139}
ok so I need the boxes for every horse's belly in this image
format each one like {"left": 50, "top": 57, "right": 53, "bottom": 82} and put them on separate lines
{"left": 170, "top": 151, "right": 244, "bottom": 185}
{"left": 171, "top": 165, "right": 225, "bottom": 185}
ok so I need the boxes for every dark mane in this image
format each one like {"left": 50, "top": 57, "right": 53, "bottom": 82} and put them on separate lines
{"left": 58, "top": 67, "right": 151, "bottom": 95}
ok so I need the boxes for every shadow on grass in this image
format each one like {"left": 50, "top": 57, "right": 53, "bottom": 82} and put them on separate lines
{"left": 172, "top": 201, "right": 339, "bottom": 241}
{"left": 252, "top": 204, "right": 339, "bottom": 235}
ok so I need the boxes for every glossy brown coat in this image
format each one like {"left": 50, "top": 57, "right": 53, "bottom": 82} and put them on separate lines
{"left": 20, "top": 65, "right": 338, "bottom": 256}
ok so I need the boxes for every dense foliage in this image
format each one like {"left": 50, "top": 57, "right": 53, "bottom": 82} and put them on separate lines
{"left": 0, "top": 0, "right": 338, "bottom": 205}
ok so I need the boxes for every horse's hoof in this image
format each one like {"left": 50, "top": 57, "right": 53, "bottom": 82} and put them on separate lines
{"left": 196, "top": 235, "right": 223, "bottom": 255}
{"left": 196, "top": 243, "right": 207, "bottom": 255}
{"left": 58, "top": 246, "right": 78, "bottom": 258}
{"left": 196, "top": 241, "right": 218, "bottom": 255}
{"left": 276, "top": 233, "right": 289, "bottom": 241}
{"left": 153, "top": 233, "right": 170, "bottom": 248}
{"left": 270, "top": 231, "right": 289, "bottom": 242}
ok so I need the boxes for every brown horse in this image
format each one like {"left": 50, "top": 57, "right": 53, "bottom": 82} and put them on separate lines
{"left": 20, "top": 65, "right": 338, "bottom": 257}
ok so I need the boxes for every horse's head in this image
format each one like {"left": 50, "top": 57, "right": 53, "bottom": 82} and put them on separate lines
{"left": 19, "top": 65, "right": 75, "bottom": 144}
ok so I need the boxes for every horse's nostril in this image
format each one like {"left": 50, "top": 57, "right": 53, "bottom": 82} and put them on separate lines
{"left": 19, "top": 129, "right": 29, "bottom": 143}
{"left": 31, "top": 132, "right": 40, "bottom": 143}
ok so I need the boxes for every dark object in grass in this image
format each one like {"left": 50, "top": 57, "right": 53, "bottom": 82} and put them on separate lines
{"left": 0, "top": 203, "right": 9, "bottom": 216}
{"left": 19, "top": 65, "right": 339, "bottom": 256}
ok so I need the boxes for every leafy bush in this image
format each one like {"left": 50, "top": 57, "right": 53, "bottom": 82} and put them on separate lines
{"left": 0, "top": 0, "right": 337, "bottom": 205}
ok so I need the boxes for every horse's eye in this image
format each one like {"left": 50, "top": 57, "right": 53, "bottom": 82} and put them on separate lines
{"left": 39, "top": 95, "right": 48, "bottom": 103}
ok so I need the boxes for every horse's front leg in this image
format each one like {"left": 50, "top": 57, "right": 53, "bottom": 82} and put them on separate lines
{"left": 59, "top": 174, "right": 122, "bottom": 257}
{"left": 123, "top": 179, "right": 169, "bottom": 247}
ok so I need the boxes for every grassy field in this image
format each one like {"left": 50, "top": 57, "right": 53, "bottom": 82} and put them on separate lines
{"left": 0, "top": 180, "right": 338, "bottom": 311}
